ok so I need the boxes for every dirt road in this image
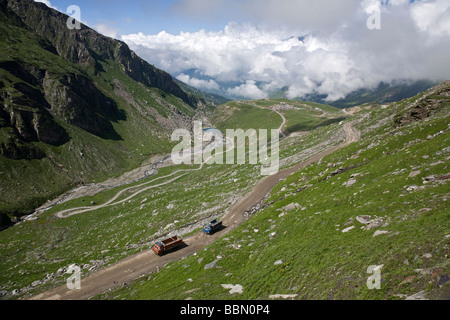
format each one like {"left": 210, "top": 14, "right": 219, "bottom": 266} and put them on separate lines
{"left": 54, "top": 105, "right": 286, "bottom": 220}
{"left": 29, "top": 122, "right": 359, "bottom": 300}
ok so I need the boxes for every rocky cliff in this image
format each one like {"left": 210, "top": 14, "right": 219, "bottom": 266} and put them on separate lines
{"left": 4, "top": 0, "right": 197, "bottom": 105}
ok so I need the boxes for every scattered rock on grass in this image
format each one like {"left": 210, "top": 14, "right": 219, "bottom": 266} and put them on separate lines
{"left": 405, "top": 291, "right": 428, "bottom": 300}
{"left": 343, "top": 179, "right": 357, "bottom": 187}
{"left": 408, "top": 170, "right": 421, "bottom": 178}
{"left": 356, "top": 215, "right": 372, "bottom": 225}
{"left": 204, "top": 260, "right": 218, "bottom": 270}
{"left": 373, "top": 230, "right": 391, "bottom": 237}
{"left": 221, "top": 284, "right": 243, "bottom": 294}
{"left": 342, "top": 226, "right": 355, "bottom": 233}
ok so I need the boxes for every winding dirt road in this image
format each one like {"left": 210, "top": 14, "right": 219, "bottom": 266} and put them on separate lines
{"left": 54, "top": 106, "right": 286, "bottom": 220}
{"left": 29, "top": 121, "right": 358, "bottom": 300}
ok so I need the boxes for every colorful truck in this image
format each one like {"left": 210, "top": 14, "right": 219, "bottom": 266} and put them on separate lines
{"left": 203, "top": 219, "right": 223, "bottom": 235}
{"left": 153, "top": 236, "right": 183, "bottom": 255}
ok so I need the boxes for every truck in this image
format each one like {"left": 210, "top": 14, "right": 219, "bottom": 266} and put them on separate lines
{"left": 203, "top": 219, "right": 223, "bottom": 235}
{"left": 153, "top": 236, "right": 183, "bottom": 255}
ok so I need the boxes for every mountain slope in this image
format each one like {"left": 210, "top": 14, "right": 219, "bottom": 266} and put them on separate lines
{"left": 0, "top": 0, "right": 209, "bottom": 220}
{"left": 98, "top": 81, "right": 449, "bottom": 300}
{"left": 0, "top": 96, "right": 354, "bottom": 298}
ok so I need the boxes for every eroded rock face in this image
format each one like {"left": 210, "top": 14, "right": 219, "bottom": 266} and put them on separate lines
{"left": 42, "top": 72, "right": 124, "bottom": 139}
{"left": 0, "top": 59, "right": 126, "bottom": 160}
{"left": 394, "top": 86, "right": 450, "bottom": 127}
{"left": 0, "top": 68, "right": 70, "bottom": 159}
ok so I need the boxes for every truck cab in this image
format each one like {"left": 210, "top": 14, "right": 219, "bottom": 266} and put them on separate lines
{"left": 153, "top": 242, "right": 164, "bottom": 255}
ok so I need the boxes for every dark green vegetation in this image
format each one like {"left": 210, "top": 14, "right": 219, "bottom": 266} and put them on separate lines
{"left": 0, "top": 0, "right": 212, "bottom": 218}
{"left": 96, "top": 82, "right": 450, "bottom": 300}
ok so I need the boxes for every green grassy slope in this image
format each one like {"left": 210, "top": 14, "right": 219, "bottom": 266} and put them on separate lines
{"left": 96, "top": 83, "right": 450, "bottom": 300}
{"left": 211, "top": 99, "right": 344, "bottom": 134}
{"left": 211, "top": 102, "right": 282, "bottom": 132}
{"left": 0, "top": 98, "right": 349, "bottom": 298}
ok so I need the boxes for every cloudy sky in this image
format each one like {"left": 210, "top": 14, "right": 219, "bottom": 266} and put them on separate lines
{"left": 38, "top": 0, "right": 450, "bottom": 100}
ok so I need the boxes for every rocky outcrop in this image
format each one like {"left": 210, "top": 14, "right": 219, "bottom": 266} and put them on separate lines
{"left": 0, "top": 137, "right": 45, "bottom": 160}
{"left": 394, "top": 83, "right": 450, "bottom": 127}
{"left": 0, "top": 64, "right": 71, "bottom": 159}
{"left": 0, "top": 64, "right": 125, "bottom": 159}
{"left": 42, "top": 72, "right": 124, "bottom": 138}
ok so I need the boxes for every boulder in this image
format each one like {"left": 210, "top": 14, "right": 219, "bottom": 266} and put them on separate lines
{"left": 221, "top": 284, "right": 243, "bottom": 294}
{"left": 204, "top": 260, "right": 218, "bottom": 270}
{"left": 343, "top": 179, "right": 357, "bottom": 187}
{"left": 356, "top": 215, "right": 372, "bottom": 225}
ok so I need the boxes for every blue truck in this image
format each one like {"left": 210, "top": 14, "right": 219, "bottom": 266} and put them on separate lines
{"left": 203, "top": 219, "right": 223, "bottom": 235}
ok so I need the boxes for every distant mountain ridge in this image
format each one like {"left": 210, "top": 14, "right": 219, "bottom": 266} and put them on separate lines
{"left": 171, "top": 71, "right": 437, "bottom": 108}
{"left": 174, "top": 78, "right": 230, "bottom": 106}
{"left": 301, "top": 80, "right": 438, "bottom": 109}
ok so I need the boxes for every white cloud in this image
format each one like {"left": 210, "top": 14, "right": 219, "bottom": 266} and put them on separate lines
{"left": 176, "top": 74, "right": 220, "bottom": 91}
{"left": 227, "top": 80, "right": 268, "bottom": 99}
{"left": 122, "top": 1, "right": 450, "bottom": 100}
{"left": 122, "top": 23, "right": 295, "bottom": 83}
{"left": 411, "top": 0, "right": 450, "bottom": 37}
{"left": 93, "top": 24, "right": 120, "bottom": 39}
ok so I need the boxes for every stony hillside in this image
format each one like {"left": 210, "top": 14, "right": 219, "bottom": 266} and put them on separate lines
{"left": 0, "top": 0, "right": 211, "bottom": 221}
{"left": 96, "top": 81, "right": 449, "bottom": 300}
{"left": 0, "top": 97, "right": 350, "bottom": 298}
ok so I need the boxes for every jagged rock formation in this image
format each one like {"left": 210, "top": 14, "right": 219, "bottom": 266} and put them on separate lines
{"left": 3, "top": 0, "right": 197, "bottom": 105}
